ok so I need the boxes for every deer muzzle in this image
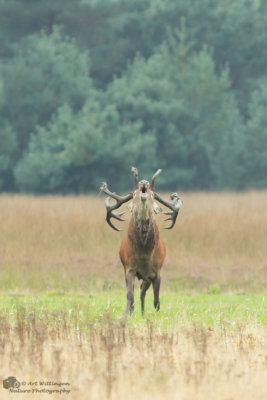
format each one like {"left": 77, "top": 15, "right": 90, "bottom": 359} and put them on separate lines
{"left": 140, "top": 181, "right": 149, "bottom": 201}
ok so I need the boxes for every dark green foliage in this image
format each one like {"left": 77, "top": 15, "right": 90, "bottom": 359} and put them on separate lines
{"left": 107, "top": 32, "right": 244, "bottom": 189}
{"left": 0, "top": 80, "right": 17, "bottom": 190}
{"left": 2, "top": 27, "right": 92, "bottom": 152}
{"left": 0, "top": 0, "right": 266, "bottom": 192}
{"left": 15, "top": 101, "right": 156, "bottom": 193}
{"left": 243, "top": 79, "right": 267, "bottom": 188}
{"left": 0, "top": 123, "right": 17, "bottom": 191}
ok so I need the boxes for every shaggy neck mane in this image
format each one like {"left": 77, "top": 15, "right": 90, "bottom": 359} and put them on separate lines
{"left": 130, "top": 200, "right": 157, "bottom": 247}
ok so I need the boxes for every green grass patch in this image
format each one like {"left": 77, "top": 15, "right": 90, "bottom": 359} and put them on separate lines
{"left": 0, "top": 291, "right": 266, "bottom": 330}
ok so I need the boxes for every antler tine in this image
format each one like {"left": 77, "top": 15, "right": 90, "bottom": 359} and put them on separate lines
{"left": 154, "top": 192, "right": 183, "bottom": 229}
{"left": 151, "top": 169, "right": 162, "bottom": 191}
{"left": 100, "top": 182, "right": 133, "bottom": 231}
{"left": 105, "top": 197, "right": 125, "bottom": 231}
{"left": 131, "top": 166, "right": 138, "bottom": 190}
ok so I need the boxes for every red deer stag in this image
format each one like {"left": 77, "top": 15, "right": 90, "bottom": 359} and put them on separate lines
{"left": 100, "top": 167, "right": 182, "bottom": 315}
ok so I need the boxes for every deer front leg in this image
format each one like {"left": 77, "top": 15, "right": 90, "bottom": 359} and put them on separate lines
{"left": 125, "top": 270, "right": 135, "bottom": 316}
{"left": 140, "top": 280, "right": 151, "bottom": 316}
{"left": 152, "top": 276, "right": 161, "bottom": 311}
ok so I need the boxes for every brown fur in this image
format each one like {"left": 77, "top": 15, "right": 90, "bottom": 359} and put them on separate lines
{"left": 119, "top": 181, "right": 166, "bottom": 315}
{"left": 120, "top": 221, "right": 166, "bottom": 282}
{"left": 101, "top": 171, "right": 181, "bottom": 315}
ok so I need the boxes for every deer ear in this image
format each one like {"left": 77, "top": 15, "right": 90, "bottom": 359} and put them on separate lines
{"left": 128, "top": 201, "right": 133, "bottom": 212}
{"left": 153, "top": 202, "right": 162, "bottom": 214}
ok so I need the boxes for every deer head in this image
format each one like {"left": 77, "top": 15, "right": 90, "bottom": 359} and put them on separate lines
{"left": 100, "top": 167, "right": 182, "bottom": 231}
{"left": 128, "top": 169, "right": 162, "bottom": 225}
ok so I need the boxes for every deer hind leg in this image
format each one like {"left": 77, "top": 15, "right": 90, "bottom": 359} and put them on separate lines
{"left": 125, "top": 270, "right": 135, "bottom": 316}
{"left": 140, "top": 280, "right": 151, "bottom": 316}
{"left": 152, "top": 276, "right": 161, "bottom": 311}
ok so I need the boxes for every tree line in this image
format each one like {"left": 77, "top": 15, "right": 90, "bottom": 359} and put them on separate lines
{"left": 0, "top": 0, "right": 267, "bottom": 193}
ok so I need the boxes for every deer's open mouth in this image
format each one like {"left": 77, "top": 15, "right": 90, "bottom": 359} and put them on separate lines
{"left": 140, "top": 185, "right": 148, "bottom": 201}
{"left": 141, "top": 185, "right": 147, "bottom": 194}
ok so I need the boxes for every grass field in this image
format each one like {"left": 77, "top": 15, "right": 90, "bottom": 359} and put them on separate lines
{"left": 0, "top": 192, "right": 266, "bottom": 399}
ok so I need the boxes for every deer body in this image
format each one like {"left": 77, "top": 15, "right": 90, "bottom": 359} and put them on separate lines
{"left": 101, "top": 168, "right": 182, "bottom": 315}
{"left": 120, "top": 211, "right": 166, "bottom": 314}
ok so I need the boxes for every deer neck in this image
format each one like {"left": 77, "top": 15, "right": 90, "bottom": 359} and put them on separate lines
{"left": 129, "top": 200, "right": 158, "bottom": 249}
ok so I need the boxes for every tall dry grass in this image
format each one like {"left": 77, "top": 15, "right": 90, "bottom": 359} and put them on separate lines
{"left": 0, "top": 193, "right": 266, "bottom": 400}
{"left": 0, "top": 309, "right": 266, "bottom": 400}
{"left": 0, "top": 191, "right": 266, "bottom": 292}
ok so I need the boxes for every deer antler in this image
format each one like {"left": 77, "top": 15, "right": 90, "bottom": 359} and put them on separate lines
{"left": 154, "top": 192, "right": 183, "bottom": 229}
{"left": 131, "top": 166, "right": 138, "bottom": 190}
{"left": 100, "top": 182, "right": 133, "bottom": 231}
{"left": 151, "top": 169, "right": 162, "bottom": 190}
